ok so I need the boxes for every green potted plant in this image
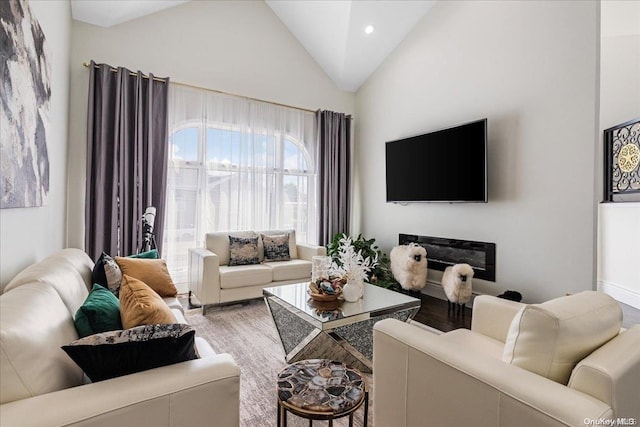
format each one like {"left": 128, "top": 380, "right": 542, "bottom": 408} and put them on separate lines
{"left": 327, "top": 233, "right": 401, "bottom": 291}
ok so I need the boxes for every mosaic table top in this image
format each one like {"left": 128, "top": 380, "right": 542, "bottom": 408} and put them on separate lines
{"left": 277, "top": 359, "right": 365, "bottom": 414}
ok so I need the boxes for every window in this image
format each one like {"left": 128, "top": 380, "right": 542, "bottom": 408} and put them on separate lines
{"left": 163, "top": 95, "right": 317, "bottom": 285}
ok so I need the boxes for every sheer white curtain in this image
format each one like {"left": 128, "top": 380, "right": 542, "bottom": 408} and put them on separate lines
{"left": 164, "top": 84, "right": 317, "bottom": 284}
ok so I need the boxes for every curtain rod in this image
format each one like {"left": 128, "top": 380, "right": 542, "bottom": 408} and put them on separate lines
{"left": 82, "top": 61, "right": 318, "bottom": 114}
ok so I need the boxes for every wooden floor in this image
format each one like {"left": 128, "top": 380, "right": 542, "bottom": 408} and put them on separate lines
{"left": 413, "top": 294, "right": 640, "bottom": 332}
{"left": 413, "top": 294, "right": 472, "bottom": 332}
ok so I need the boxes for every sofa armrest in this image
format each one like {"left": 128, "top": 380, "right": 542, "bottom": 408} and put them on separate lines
{"left": 296, "top": 243, "right": 327, "bottom": 261}
{"left": 189, "top": 247, "right": 221, "bottom": 306}
{"left": 569, "top": 325, "right": 640, "bottom": 420}
{"left": 471, "top": 294, "right": 525, "bottom": 343}
{"left": 373, "top": 319, "right": 613, "bottom": 427}
{"left": 0, "top": 354, "right": 240, "bottom": 427}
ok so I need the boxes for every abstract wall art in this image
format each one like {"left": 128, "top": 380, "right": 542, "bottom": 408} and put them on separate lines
{"left": 0, "top": 0, "right": 51, "bottom": 209}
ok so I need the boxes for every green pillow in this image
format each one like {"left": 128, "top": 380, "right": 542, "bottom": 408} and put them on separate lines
{"left": 128, "top": 249, "right": 159, "bottom": 259}
{"left": 74, "top": 284, "right": 123, "bottom": 338}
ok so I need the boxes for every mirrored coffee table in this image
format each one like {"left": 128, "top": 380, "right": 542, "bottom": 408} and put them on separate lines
{"left": 264, "top": 282, "right": 421, "bottom": 372}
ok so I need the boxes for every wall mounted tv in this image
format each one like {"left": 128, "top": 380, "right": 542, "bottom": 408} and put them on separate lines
{"left": 385, "top": 118, "right": 488, "bottom": 203}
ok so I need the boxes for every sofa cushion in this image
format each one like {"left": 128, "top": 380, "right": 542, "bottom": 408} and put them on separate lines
{"left": 259, "top": 229, "right": 297, "bottom": 260}
{"left": 128, "top": 249, "right": 159, "bottom": 259}
{"left": 502, "top": 291, "right": 622, "bottom": 385}
{"left": 268, "top": 259, "right": 312, "bottom": 282}
{"left": 92, "top": 252, "right": 123, "bottom": 295}
{"left": 115, "top": 257, "right": 178, "bottom": 297}
{"left": 62, "top": 324, "right": 198, "bottom": 382}
{"left": 228, "top": 235, "right": 260, "bottom": 266}
{"left": 219, "top": 264, "right": 273, "bottom": 289}
{"left": 74, "top": 284, "right": 123, "bottom": 338}
{"left": 262, "top": 233, "right": 291, "bottom": 262}
{"left": 119, "top": 275, "right": 177, "bottom": 329}
{"left": 1, "top": 283, "right": 84, "bottom": 404}
{"left": 205, "top": 231, "right": 257, "bottom": 266}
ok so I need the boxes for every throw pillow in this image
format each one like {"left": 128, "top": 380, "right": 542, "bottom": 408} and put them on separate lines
{"left": 502, "top": 291, "right": 622, "bottom": 385}
{"left": 62, "top": 323, "right": 198, "bottom": 382}
{"left": 228, "top": 235, "right": 260, "bottom": 266}
{"left": 91, "top": 252, "right": 123, "bottom": 295}
{"left": 115, "top": 257, "right": 178, "bottom": 297}
{"left": 119, "top": 275, "right": 177, "bottom": 329}
{"left": 262, "top": 233, "right": 291, "bottom": 262}
{"left": 74, "top": 284, "right": 123, "bottom": 338}
{"left": 128, "top": 249, "right": 159, "bottom": 259}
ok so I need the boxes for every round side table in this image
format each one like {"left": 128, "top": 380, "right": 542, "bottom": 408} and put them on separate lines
{"left": 276, "top": 359, "right": 369, "bottom": 427}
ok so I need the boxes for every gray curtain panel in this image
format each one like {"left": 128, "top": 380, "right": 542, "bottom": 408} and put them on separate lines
{"left": 85, "top": 60, "right": 169, "bottom": 260}
{"left": 316, "top": 110, "right": 351, "bottom": 246}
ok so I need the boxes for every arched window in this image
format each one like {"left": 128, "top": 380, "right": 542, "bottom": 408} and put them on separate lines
{"left": 164, "top": 117, "right": 316, "bottom": 285}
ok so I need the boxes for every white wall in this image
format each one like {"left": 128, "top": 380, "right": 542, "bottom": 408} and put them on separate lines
{"left": 66, "top": 0, "right": 354, "bottom": 251}
{"left": 354, "top": 1, "right": 599, "bottom": 303}
{"left": 0, "top": 0, "right": 71, "bottom": 288}
{"left": 598, "top": 1, "right": 640, "bottom": 308}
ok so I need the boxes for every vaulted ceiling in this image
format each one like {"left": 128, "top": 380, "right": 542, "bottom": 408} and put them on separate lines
{"left": 70, "top": 0, "right": 436, "bottom": 92}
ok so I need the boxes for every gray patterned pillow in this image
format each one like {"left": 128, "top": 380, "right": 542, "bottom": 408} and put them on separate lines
{"left": 228, "top": 235, "right": 260, "bottom": 266}
{"left": 262, "top": 233, "right": 291, "bottom": 262}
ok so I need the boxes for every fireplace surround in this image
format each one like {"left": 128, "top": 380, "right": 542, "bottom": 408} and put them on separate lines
{"left": 399, "top": 234, "right": 496, "bottom": 282}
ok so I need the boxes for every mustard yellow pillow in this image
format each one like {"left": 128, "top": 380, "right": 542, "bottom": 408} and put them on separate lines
{"left": 119, "top": 275, "right": 177, "bottom": 329}
{"left": 115, "top": 257, "right": 178, "bottom": 297}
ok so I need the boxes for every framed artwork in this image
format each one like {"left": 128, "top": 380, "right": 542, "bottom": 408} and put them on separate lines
{"left": 604, "top": 118, "right": 640, "bottom": 202}
{"left": 0, "top": 0, "right": 51, "bottom": 209}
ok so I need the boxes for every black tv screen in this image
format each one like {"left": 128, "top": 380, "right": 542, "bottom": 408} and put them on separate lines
{"left": 385, "top": 119, "right": 488, "bottom": 203}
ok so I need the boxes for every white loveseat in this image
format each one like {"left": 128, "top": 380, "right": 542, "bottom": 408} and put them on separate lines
{"left": 0, "top": 248, "right": 241, "bottom": 427}
{"left": 189, "top": 230, "right": 326, "bottom": 313}
{"left": 373, "top": 292, "right": 640, "bottom": 427}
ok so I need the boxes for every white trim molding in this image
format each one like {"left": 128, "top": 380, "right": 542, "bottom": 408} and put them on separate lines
{"left": 598, "top": 280, "right": 640, "bottom": 309}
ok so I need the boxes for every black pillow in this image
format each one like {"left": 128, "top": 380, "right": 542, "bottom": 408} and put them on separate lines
{"left": 62, "top": 324, "right": 199, "bottom": 382}
{"left": 91, "top": 252, "right": 123, "bottom": 295}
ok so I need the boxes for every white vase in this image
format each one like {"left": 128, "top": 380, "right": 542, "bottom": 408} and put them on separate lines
{"left": 342, "top": 280, "right": 362, "bottom": 302}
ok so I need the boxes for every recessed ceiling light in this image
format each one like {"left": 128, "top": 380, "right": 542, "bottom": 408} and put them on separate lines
{"left": 364, "top": 25, "right": 375, "bottom": 35}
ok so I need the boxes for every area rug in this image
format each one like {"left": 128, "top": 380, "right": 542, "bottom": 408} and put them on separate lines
{"left": 184, "top": 299, "right": 373, "bottom": 426}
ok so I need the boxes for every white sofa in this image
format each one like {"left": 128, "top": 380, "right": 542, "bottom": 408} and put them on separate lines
{"left": 373, "top": 292, "right": 640, "bottom": 427}
{"left": 0, "top": 248, "right": 241, "bottom": 427}
{"left": 189, "top": 230, "right": 326, "bottom": 313}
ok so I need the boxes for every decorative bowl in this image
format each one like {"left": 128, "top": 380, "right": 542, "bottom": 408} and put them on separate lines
{"left": 308, "top": 279, "right": 343, "bottom": 302}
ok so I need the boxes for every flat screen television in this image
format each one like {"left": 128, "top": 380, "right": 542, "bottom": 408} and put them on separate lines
{"left": 385, "top": 118, "right": 488, "bottom": 203}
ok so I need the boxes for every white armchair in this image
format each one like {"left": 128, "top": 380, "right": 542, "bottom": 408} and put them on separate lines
{"left": 373, "top": 292, "right": 640, "bottom": 426}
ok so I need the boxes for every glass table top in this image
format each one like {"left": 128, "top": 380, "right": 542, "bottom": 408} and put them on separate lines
{"left": 263, "top": 282, "right": 421, "bottom": 328}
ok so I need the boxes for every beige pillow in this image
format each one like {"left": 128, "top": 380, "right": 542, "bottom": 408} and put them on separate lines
{"left": 119, "top": 275, "right": 177, "bottom": 329}
{"left": 115, "top": 257, "right": 177, "bottom": 297}
{"left": 502, "top": 291, "right": 622, "bottom": 384}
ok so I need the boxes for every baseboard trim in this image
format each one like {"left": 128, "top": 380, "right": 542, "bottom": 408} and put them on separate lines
{"left": 598, "top": 280, "right": 640, "bottom": 309}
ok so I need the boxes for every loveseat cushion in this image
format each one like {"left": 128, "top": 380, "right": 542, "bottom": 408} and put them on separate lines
{"left": 1, "top": 283, "right": 83, "bottom": 404}
{"left": 258, "top": 229, "right": 298, "bottom": 260}
{"left": 262, "top": 233, "right": 291, "bottom": 262}
{"left": 219, "top": 264, "right": 273, "bottom": 289}
{"left": 74, "top": 284, "right": 123, "bottom": 338}
{"left": 502, "top": 291, "right": 622, "bottom": 385}
{"left": 228, "top": 235, "right": 260, "bottom": 266}
{"left": 268, "top": 259, "right": 312, "bottom": 281}
{"left": 206, "top": 231, "right": 258, "bottom": 266}
{"left": 119, "top": 275, "right": 177, "bottom": 329}
{"left": 62, "top": 324, "right": 198, "bottom": 382}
